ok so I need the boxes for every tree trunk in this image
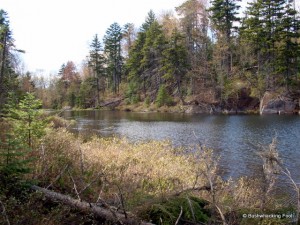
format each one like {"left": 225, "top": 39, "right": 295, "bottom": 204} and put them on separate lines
{"left": 0, "top": 29, "right": 8, "bottom": 106}
{"left": 31, "top": 185, "right": 154, "bottom": 225}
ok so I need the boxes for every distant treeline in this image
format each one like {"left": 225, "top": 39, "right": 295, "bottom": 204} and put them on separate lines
{"left": 0, "top": 0, "right": 299, "bottom": 110}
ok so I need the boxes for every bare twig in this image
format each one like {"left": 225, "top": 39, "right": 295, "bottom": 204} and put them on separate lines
{"left": 175, "top": 206, "right": 183, "bottom": 225}
{"left": 68, "top": 170, "right": 81, "bottom": 201}
{"left": 78, "top": 172, "right": 103, "bottom": 195}
{"left": 115, "top": 184, "right": 127, "bottom": 219}
{"left": 46, "top": 164, "right": 70, "bottom": 189}
{"left": 259, "top": 137, "right": 280, "bottom": 209}
{"left": 78, "top": 144, "right": 84, "bottom": 176}
{"left": 187, "top": 196, "right": 196, "bottom": 222}
{"left": 281, "top": 167, "right": 300, "bottom": 223}
{"left": 216, "top": 204, "right": 227, "bottom": 225}
{"left": 94, "top": 178, "right": 124, "bottom": 224}
{"left": 96, "top": 182, "right": 106, "bottom": 204}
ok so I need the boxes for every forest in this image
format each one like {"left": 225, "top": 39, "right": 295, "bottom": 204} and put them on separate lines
{"left": 0, "top": 0, "right": 300, "bottom": 224}
{"left": 1, "top": 0, "right": 300, "bottom": 114}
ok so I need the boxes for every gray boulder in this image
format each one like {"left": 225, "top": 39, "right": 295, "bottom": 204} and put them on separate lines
{"left": 260, "top": 91, "right": 296, "bottom": 114}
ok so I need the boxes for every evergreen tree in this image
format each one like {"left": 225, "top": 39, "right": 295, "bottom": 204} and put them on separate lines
{"left": 78, "top": 77, "right": 97, "bottom": 108}
{"left": 161, "top": 28, "right": 189, "bottom": 100}
{"left": 239, "top": 0, "right": 267, "bottom": 96}
{"left": 241, "top": 0, "right": 300, "bottom": 90}
{"left": 126, "top": 32, "right": 146, "bottom": 90}
{"left": 0, "top": 10, "right": 23, "bottom": 111}
{"left": 88, "top": 34, "right": 105, "bottom": 106}
{"left": 155, "top": 84, "right": 172, "bottom": 107}
{"left": 209, "top": 0, "right": 240, "bottom": 77}
{"left": 0, "top": 132, "right": 31, "bottom": 192}
{"left": 141, "top": 21, "right": 167, "bottom": 95}
{"left": 0, "top": 93, "right": 46, "bottom": 193}
{"left": 104, "top": 22, "right": 123, "bottom": 93}
{"left": 6, "top": 93, "right": 45, "bottom": 149}
{"left": 58, "top": 63, "right": 66, "bottom": 76}
{"left": 141, "top": 10, "right": 156, "bottom": 32}
{"left": 176, "top": 0, "right": 212, "bottom": 93}
{"left": 275, "top": 0, "right": 300, "bottom": 87}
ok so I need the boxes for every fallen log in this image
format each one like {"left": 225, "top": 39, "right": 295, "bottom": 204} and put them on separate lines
{"left": 31, "top": 185, "right": 154, "bottom": 225}
{"left": 100, "top": 98, "right": 125, "bottom": 107}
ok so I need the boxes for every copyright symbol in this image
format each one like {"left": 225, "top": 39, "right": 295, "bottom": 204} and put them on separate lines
{"left": 242, "top": 214, "right": 247, "bottom": 218}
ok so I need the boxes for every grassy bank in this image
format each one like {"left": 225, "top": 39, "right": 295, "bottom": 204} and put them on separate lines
{"left": 0, "top": 116, "right": 298, "bottom": 224}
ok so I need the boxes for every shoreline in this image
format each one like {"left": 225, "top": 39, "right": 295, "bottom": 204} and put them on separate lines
{"left": 46, "top": 104, "right": 300, "bottom": 116}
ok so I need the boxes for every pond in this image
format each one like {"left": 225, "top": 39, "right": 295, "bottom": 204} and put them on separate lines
{"left": 63, "top": 110, "right": 300, "bottom": 182}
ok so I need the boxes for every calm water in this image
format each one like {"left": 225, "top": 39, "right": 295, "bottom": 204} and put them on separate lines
{"left": 63, "top": 110, "right": 300, "bottom": 181}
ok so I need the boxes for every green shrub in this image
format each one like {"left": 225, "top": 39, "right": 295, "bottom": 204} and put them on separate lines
{"left": 139, "top": 196, "right": 210, "bottom": 225}
{"left": 144, "top": 96, "right": 150, "bottom": 106}
{"left": 126, "top": 82, "right": 140, "bottom": 104}
{"left": 0, "top": 93, "right": 47, "bottom": 193}
{"left": 155, "top": 85, "right": 173, "bottom": 107}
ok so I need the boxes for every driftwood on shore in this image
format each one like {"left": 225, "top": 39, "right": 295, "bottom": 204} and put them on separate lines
{"left": 31, "top": 185, "right": 154, "bottom": 225}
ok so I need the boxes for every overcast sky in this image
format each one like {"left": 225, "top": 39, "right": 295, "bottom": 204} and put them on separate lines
{"left": 1, "top": 0, "right": 186, "bottom": 75}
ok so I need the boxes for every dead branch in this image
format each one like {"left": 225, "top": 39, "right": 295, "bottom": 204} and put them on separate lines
{"left": 116, "top": 184, "right": 128, "bottom": 219}
{"left": 187, "top": 196, "right": 196, "bottom": 221}
{"left": 31, "top": 185, "right": 154, "bottom": 225}
{"left": 215, "top": 204, "right": 227, "bottom": 225}
{"left": 175, "top": 206, "right": 183, "bottom": 225}
{"left": 78, "top": 144, "right": 85, "bottom": 176}
{"left": 68, "top": 171, "right": 81, "bottom": 201}
{"left": 47, "top": 164, "right": 70, "bottom": 189}
{"left": 78, "top": 172, "right": 103, "bottom": 195}
{"left": 280, "top": 167, "right": 300, "bottom": 223}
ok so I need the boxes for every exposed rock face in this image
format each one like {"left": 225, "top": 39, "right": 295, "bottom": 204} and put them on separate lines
{"left": 184, "top": 104, "right": 213, "bottom": 114}
{"left": 184, "top": 88, "right": 299, "bottom": 114}
{"left": 260, "top": 91, "right": 296, "bottom": 114}
{"left": 226, "top": 88, "right": 260, "bottom": 112}
{"left": 186, "top": 87, "right": 260, "bottom": 114}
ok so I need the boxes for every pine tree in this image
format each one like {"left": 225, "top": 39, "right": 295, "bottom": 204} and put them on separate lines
{"left": 275, "top": 0, "right": 300, "bottom": 88}
{"left": 0, "top": 10, "right": 23, "bottom": 111}
{"left": 1, "top": 93, "right": 46, "bottom": 191}
{"left": 6, "top": 92, "right": 45, "bottom": 149}
{"left": 141, "top": 10, "right": 156, "bottom": 32}
{"left": 78, "top": 77, "right": 97, "bottom": 108}
{"left": 126, "top": 31, "right": 146, "bottom": 90}
{"left": 155, "top": 84, "right": 172, "bottom": 107}
{"left": 161, "top": 28, "right": 189, "bottom": 100}
{"left": 141, "top": 21, "right": 167, "bottom": 95}
{"left": 0, "top": 133, "right": 31, "bottom": 190}
{"left": 88, "top": 34, "right": 105, "bottom": 106}
{"left": 104, "top": 22, "right": 123, "bottom": 93}
{"left": 241, "top": 0, "right": 300, "bottom": 90}
{"left": 209, "top": 0, "right": 240, "bottom": 77}
{"left": 176, "top": 0, "right": 212, "bottom": 93}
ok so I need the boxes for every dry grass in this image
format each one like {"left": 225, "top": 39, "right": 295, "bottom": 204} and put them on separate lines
{"left": 2, "top": 124, "right": 297, "bottom": 224}
{"left": 36, "top": 128, "right": 207, "bottom": 211}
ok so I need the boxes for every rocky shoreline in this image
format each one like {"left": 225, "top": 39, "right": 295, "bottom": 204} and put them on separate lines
{"left": 113, "top": 90, "right": 300, "bottom": 115}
